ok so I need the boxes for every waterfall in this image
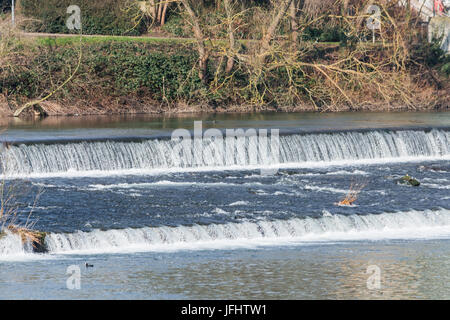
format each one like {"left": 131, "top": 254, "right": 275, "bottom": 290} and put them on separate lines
{"left": 1, "top": 129, "right": 448, "bottom": 176}
{"left": 40, "top": 208, "right": 450, "bottom": 254}
{"left": 2, "top": 208, "right": 450, "bottom": 257}
{"left": 0, "top": 232, "right": 27, "bottom": 256}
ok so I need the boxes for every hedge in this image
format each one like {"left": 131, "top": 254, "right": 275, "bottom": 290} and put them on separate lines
{"left": 0, "top": 41, "right": 205, "bottom": 102}
{"left": 19, "top": 0, "right": 146, "bottom": 35}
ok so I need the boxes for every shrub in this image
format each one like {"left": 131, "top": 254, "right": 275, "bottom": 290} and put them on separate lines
{"left": 441, "top": 62, "right": 450, "bottom": 77}
{"left": 162, "top": 15, "right": 190, "bottom": 38}
{"left": 410, "top": 37, "right": 447, "bottom": 67}
{"left": 19, "top": 0, "right": 146, "bottom": 35}
{"left": 302, "top": 25, "right": 346, "bottom": 42}
{"left": 0, "top": 41, "right": 206, "bottom": 102}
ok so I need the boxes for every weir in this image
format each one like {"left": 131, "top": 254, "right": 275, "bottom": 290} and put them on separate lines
{"left": 2, "top": 208, "right": 450, "bottom": 256}
{"left": 0, "top": 129, "right": 448, "bottom": 176}
{"left": 45, "top": 208, "right": 450, "bottom": 253}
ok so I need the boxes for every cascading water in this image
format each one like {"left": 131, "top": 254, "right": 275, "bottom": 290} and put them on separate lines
{"left": 1, "top": 127, "right": 449, "bottom": 259}
{"left": 0, "top": 232, "right": 28, "bottom": 256}
{"left": 33, "top": 208, "right": 450, "bottom": 254}
{"left": 0, "top": 129, "right": 448, "bottom": 176}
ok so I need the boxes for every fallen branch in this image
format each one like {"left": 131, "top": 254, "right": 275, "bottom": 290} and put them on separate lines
{"left": 13, "top": 32, "right": 83, "bottom": 117}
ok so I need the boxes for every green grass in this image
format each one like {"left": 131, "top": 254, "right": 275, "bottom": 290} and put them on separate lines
{"left": 34, "top": 35, "right": 194, "bottom": 47}
{"left": 31, "top": 33, "right": 345, "bottom": 48}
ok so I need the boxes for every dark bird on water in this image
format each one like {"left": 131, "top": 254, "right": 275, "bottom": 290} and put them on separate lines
{"left": 85, "top": 263, "right": 94, "bottom": 268}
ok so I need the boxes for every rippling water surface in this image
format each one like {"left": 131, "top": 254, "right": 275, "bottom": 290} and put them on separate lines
{"left": 1, "top": 112, "right": 449, "bottom": 299}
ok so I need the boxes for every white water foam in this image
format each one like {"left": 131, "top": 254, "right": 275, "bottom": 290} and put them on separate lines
{"left": 1, "top": 155, "right": 449, "bottom": 180}
{"left": 0, "top": 232, "right": 48, "bottom": 261}
{"left": 85, "top": 181, "right": 263, "bottom": 191}
{"left": 1, "top": 129, "right": 448, "bottom": 178}
{"left": 34, "top": 208, "right": 450, "bottom": 255}
{"left": 229, "top": 201, "right": 250, "bottom": 206}
{"left": 0, "top": 232, "right": 25, "bottom": 256}
{"left": 422, "top": 183, "right": 450, "bottom": 190}
{"left": 303, "top": 184, "right": 349, "bottom": 194}
{"left": 325, "top": 170, "right": 369, "bottom": 175}
{"left": 290, "top": 169, "right": 370, "bottom": 177}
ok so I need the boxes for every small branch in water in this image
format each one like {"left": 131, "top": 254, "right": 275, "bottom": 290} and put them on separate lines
{"left": 336, "top": 180, "right": 367, "bottom": 206}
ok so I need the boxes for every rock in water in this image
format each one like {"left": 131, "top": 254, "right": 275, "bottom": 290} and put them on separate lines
{"left": 398, "top": 174, "right": 420, "bottom": 187}
{"left": 31, "top": 231, "right": 48, "bottom": 253}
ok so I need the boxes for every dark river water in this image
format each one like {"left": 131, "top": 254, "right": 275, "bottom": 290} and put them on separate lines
{"left": 0, "top": 111, "right": 449, "bottom": 299}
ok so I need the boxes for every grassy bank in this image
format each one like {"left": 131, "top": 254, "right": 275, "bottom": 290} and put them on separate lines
{"left": 2, "top": 36, "right": 448, "bottom": 117}
{"left": 1, "top": 7, "right": 449, "bottom": 117}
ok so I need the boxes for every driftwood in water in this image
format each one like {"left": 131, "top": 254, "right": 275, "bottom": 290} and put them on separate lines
{"left": 13, "top": 103, "right": 48, "bottom": 118}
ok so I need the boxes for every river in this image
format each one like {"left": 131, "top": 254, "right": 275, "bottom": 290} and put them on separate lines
{"left": 0, "top": 111, "right": 449, "bottom": 299}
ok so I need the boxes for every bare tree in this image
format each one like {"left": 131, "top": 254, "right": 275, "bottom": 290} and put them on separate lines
{"left": 260, "top": 0, "right": 293, "bottom": 55}
{"left": 161, "top": 1, "right": 169, "bottom": 25}
{"left": 289, "top": 0, "right": 307, "bottom": 46}
{"left": 143, "top": 0, "right": 171, "bottom": 26}
{"left": 223, "top": 0, "right": 236, "bottom": 73}
{"left": 180, "top": 0, "right": 209, "bottom": 82}
{"left": 289, "top": 0, "right": 298, "bottom": 44}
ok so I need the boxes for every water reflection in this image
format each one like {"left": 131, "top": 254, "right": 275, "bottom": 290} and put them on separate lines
{"left": 2, "top": 240, "right": 450, "bottom": 299}
{"left": 88, "top": 241, "right": 450, "bottom": 299}
{"left": 1, "top": 111, "right": 449, "bottom": 131}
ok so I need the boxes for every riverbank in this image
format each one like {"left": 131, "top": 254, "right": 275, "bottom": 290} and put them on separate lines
{"left": 2, "top": 91, "right": 449, "bottom": 118}
{"left": 1, "top": 30, "right": 449, "bottom": 117}
{"left": 7, "top": 96, "right": 448, "bottom": 118}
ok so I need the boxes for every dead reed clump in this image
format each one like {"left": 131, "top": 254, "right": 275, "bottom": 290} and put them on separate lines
{"left": 336, "top": 180, "right": 367, "bottom": 206}
{"left": 6, "top": 225, "right": 40, "bottom": 246}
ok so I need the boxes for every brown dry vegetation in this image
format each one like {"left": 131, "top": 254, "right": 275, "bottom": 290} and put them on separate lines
{"left": 0, "top": 0, "right": 449, "bottom": 117}
{"left": 337, "top": 180, "right": 367, "bottom": 206}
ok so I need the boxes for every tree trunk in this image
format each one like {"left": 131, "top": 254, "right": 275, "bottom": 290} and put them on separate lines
{"left": 289, "top": 0, "right": 299, "bottom": 45}
{"left": 161, "top": 1, "right": 169, "bottom": 26}
{"left": 148, "top": 0, "right": 158, "bottom": 22}
{"left": 181, "top": 0, "right": 209, "bottom": 82}
{"left": 260, "top": 0, "right": 293, "bottom": 55}
{"left": 342, "top": 0, "right": 350, "bottom": 15}
{"left": 249, "top": 0, "right": 293, "bottom": 93}
{"left": 157, "top": 0, "right": 163, "bottom": 24}
{"left": 224, "top": 0, "right": 235, "bottom": 74}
